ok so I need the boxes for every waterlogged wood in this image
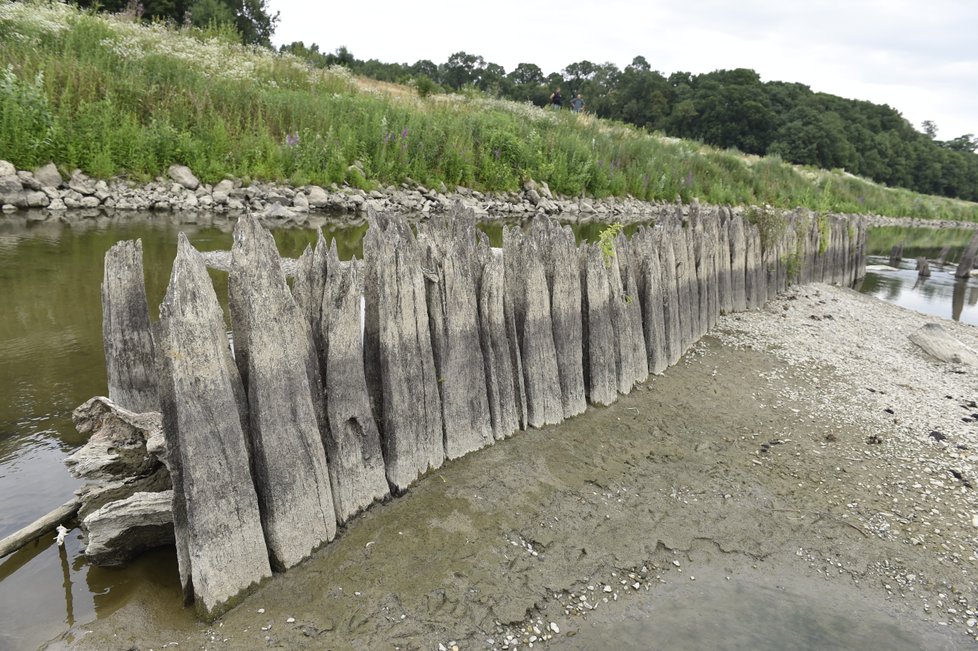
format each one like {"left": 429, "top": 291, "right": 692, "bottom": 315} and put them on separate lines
{"left": 319, "top": 241, "right": 390, "bottom": 522}
{"left": 531, "top": 218, "right": 586, "bottom": 419}
{"left": 955, "top": 231, "right": 978, "bottom": 279}
{"left": 673, "top": 227, "right": 696, "bottom": 351}
{"left": 363, "top": 211, "right": 444, "bottom": 491}
{"left": 909, "top": 323, "right": 978, "bottom": 366}
{"left": 685, "top": 222, "right": 704, "bottom": 342}
{"left": 229, "top": 216, "right": 337, "bottom": 570}
{"left": 158, "top": 233, "right": 271, "bottom": 616}
{"left": 889, "top": 242, "right": 904, "bottom": 268}
{"left": 728, "top": 213, "right": 748, "bottom": 312}
{"left": 102, "top": 240, "right": 159, "bottom": 413}
{"left": 613, "top": 234, "right": 648, "bottom": 389}
{"left": 717, "top": 210, "right": 734, "bottom": 315}
{"left": 477, "top": 243, "right": 522, "bottom": 440}
{"left": 745, "top": 223, "right": 765, "bottom": 308}
{"left": 660, "top": 228, "right": 684, "bottom": 366}
{"left": 936, "top": 245, "right": 951, "bottom": 267}
{"left": 632, "top": 228, "right": 668, "bottom": 375}
{"left": 916, "top": 257, "right": 931, "bottom": 277}
{"left": 81, "top": 491, "right": 173, "bottom": 567}
{"left": 419, "top": 215, "right": 494, "bottom": 459}
{"left": 580, "top": 243, "right": 617, "bottom": 406}
{"left": 503, "top": 228, "right": 563, "bottom": 427}
{"left": 0, "top": 499, "right": 79, "bottom": 559}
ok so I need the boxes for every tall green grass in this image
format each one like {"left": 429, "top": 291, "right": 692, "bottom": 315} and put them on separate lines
{"left": 1, "top": 1, "right": 977, "bottom": 222}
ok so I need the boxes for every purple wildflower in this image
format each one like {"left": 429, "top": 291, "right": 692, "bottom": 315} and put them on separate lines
{"left": 400, "top": 127, "right": 409, "bottom": 140}
{"left": 285, "top": 132, "right": 299, "bottom": 147}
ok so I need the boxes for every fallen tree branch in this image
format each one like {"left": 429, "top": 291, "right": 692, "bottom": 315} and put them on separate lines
{"left": 0, "top": 499, "right": 80, "bottom": 559}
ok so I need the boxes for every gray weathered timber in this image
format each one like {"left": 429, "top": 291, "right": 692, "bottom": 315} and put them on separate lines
{"left": 503, "top": 228, "right": 564, "bottom": 427}
{"left": 81, "top": 491, "right": 173, "bottom": 567}
{"left": 531, "top": 218, "right": 587, "bottom": 419}
{"left": 102, "top": 240, "right": 159, "bottom": 413}
{"left": 477, "top": 243, "right": 523, "bottom": 440}
{"left": 632, "top": 228, "right": 668, "bottom": 375}
{"left": 955, "top": 231, "right": 978, "bottom": 279}
{"left": 319, "top": 241, "right": 390, "bottom": 522}
{"left": 419, "top": 215, "right": 494, "bottom": 459}
{"left": 717, "top": 211, "right": 734, "bottom": 315}
{"left": 685, "top": 221, "right": 704, "bottom": 342}
{"left": 580, "top": 243, "right": 618, "bottom": 405}
{"left": 158, "top": 233, "right": 271, "bottom": 616}
{"left": 936, "top": 245, "right": 951, "bottom": 267}
{"left": 362, "top": 211, "right": 444, "bottom": 491}
{"left": 660, "top": 228, "right": 684, "bottom": 367}
{"left": 889, "top": 243, "right": 904, "bottom": 268}
{"left": 745, "top": 223, "right": 765, "bottom": 308}
{"left": 229, "top": 216, "right": 337, "bottom": 570}
{"left": 916, "top": 257, "right": 931, "bottom": 277}
{"left": 673, "top": 227, "right": 696, "bottom": 351}
{"left": 728, "top": 213, "right": 748, "bottom": 312}
{"left": 613, "top": 234, "right": 648, "bottom": 389}
{"left": 0, "top": 499, "right": 79, "bottom": 559}
{"left": 909, "top": 323, "right": 978, "bottom": 366}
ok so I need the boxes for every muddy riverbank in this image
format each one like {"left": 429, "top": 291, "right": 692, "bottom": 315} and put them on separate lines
{"left": 47, "top": 284, "right": 978, "bottom": 650}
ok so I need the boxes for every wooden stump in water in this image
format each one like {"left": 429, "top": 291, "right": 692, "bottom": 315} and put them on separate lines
{"left": 956, "top": 231, "right": 978, "bottom": 279}
{"left": 916, "top": 257, "right": 931, "bottom": 277}
{"left": 102, "top": 240, "right": 159, "bottom": 413}
{"left": 889, "top": 242, "right": 904, "bottom": 268}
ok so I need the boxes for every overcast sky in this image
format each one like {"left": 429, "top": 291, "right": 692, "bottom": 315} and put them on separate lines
{"left": 271, "top": 0, "right": 977, "bottom": 140}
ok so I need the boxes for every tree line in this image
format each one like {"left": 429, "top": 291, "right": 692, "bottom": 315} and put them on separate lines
{"left": 280, "top": 44, "right": 978, "bottom": 203}
{"left": 75, "top": 0, "right": 279, "bottom": 46}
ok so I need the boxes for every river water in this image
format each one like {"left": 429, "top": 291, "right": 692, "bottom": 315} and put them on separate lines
{"left": 0, "top": 213, "right": 974, "bottom": 649}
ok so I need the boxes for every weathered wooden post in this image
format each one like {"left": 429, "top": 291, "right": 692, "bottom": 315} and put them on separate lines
{"left": 631, "top": 227, "right": 668, "bottom": 375}
{"left": 102, "top": 240, "right": 159, "bottom": 413}
{"left": 318, "top": 242, "right": 391, "bottom": 521}
{"left": 419, "top": 214, "right": 495, "bottom": 459}
{"left": 659, "top": 226, "right": 684, "bottom": 368}
{"left": 916, "top": 257, "right": 931, "bottom": 277}
{"left": 728, "top": 212, "right": 748, "bottom": 312}
{"left": 613, "top": 233, "right": 648, "bottom": 391}
{"left": 363, "top": 211, "right": 444, "bottom": 492}
{"left": 229, "top": 215, "right": 337, "bottom": 569}
{"left": 476, "top": 238, "right": 525, "bottom": 439}
{"left": 530, "top": 217, "right": 587, "bottom": 419}
{"left": 157, "top": 233, "right": 271, "bottom": 618}
{"left": 503, "top": 228, "right": 564, "bottom": 427}
{"left": 889, "top": 242, "right": 904, "bottom": 268}
{"left": 955, "top": 231, "right": 978, "bottom": 279}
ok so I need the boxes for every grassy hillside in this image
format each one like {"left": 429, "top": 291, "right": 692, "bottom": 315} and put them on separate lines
{"left": 1, "top": 1, "right": 977, "bottom": 222}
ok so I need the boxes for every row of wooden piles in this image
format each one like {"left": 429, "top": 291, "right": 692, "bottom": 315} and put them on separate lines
{"left": 100, "top": 203, "right": 866, "bottom": 618}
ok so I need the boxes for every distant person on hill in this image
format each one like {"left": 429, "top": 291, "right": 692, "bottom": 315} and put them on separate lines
{"left": 570, "top": 93, "right": 585, "bottom": 113}
{"left": 549, "top": 87, "right": 563, "bottom": 109}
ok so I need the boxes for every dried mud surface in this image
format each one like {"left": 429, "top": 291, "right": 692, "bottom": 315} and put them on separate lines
{"left": 54, "top": 284, "right": 978, "bottom": 650}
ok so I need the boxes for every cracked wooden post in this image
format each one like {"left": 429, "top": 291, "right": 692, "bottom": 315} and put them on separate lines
{"left": 419, "top": 212, "right": 494, "bottom": 459}
{"left": 318, "top": 241, "right": 390, "bottom": 522}
{"left": 659, "top": 225, "right": 683, "bottom": 368}
{"left": 229, "top": 215, "right": 337, "bottom": 570}
{"left": 580, "top": 242, "right": 618, "bottom": 406}
{"left": 476, "top": 235, "right": 524, "bottom": 440}
{"left": 613, "top": 232, "right": 648, "bottom": 391}
{"left": 503, "top": 227, "right": 563, "bottom": 427}
{"left": 102, "top": 240, "right": 159, "bottom": 413}
{"left": 158, "top": 233, "right": 271, "bottom": 618}
{"left": 632, "top": 227, "right": 668, "bottom": 375}
{"left": 363, "top": 211, "right": 444, "bottom": 492}
{"left": 728, "top": 212, "right": 748, "bottom": 312}
{"left": 530, "top": 217, "right": 587, "bottom": 420}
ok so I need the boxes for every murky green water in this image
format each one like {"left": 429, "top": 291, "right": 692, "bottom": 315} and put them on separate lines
{"left": 1, "top": 214, "right": 971, "bottom": 649}
{"left": 859, "top": 226, "right": 978, "bottom": 326}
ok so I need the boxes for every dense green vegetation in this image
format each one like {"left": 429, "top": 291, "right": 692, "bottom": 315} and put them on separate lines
{"left": 1, "top": 1, "right": 977, "bottom": 222}
{"left": 285, "top": 48, "right": 978, "bottom": 203}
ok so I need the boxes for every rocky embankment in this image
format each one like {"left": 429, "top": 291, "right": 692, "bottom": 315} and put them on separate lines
{"left": 0, "top": 159, "right": 658, "bottom": 224}
{"left": 3, "top": 159, "right": 971, "bottom": 229}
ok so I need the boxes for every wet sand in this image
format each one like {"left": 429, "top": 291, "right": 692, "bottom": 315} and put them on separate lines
{"left": 50, "top": 284, "right": 978, "bottom": 650}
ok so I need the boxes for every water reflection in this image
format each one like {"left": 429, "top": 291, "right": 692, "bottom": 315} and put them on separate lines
{"left": 860, "top": 255, "right": 978, "bottom": 326}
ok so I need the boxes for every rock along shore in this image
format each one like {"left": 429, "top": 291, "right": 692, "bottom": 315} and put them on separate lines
{"left": 1, "top": 159, "right": 973, "bottom": 230}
